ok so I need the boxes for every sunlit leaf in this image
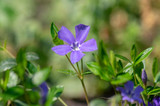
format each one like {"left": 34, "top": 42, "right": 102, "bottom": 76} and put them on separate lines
{"left": 123, "top": 63, "right": 133, "bottom": 75}
{"left": 111, "top": 73, "right": 132, "bottom": 85}
{"left": 115, "top": 54, "right": 130, "bottom": 62}
{"left": 148, "top": 87, "right": 160, "bottom": 95}
{"left": 7, "top": 71, "right": 18, "bottom": 88}
{"left": 134, "top": 47, "right": 153, "bottom": 65}
{"left": 45, "top": 85, "right": 64, "bottom": 106}
{"left": 26, "top": 52, "right": 39, "bottom": 61}
{"left": 50, "top": 22, "right": 63, "bottom": 45}
{"left": 130, "top": 44, "right": 137, "bottom": 61}
{"left": 90, "top": 99, "right": 106, "bottom": 106}
{"left": 155, "top": 72, "right": 160, "bottom": 83}
{"left": 1, "top": 86, "right": 24, "bottom": 101}
{"left": 86, "top": 62, "right": 111, "bottom": 81}
{"left": 0, "top": 59, "right": 17, "bottom": 73}
{"left": 27, "top": 61, "right": 37, "bottom": 74}
{"left": 152, "top": 58, "right": 158, "bottom": 79}
{"left": 32, "top": 67, "right": 51, "bottom": 86}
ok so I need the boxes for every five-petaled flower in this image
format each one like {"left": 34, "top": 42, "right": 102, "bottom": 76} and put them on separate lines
{"left": 116, "top": 81, "right": 143, "bottom": 103}
{"left": 52, "top": 24, "right": 97, "bottom": 64}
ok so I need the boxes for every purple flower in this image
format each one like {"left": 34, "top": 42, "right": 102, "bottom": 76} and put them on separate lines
{"left": 116, "top": 81, "right": 143, "bottom": 103}
{"left": 141, "top": 69, "right": 147, "bottom": 86}
{"left": 153, "top": 96, "right": 160, "bottom": 106}
{"left": 52, "top": 24, "right": 97, "bottom": 64}
{"left": 39, "top": 82, "right": 49, "bottom": 104}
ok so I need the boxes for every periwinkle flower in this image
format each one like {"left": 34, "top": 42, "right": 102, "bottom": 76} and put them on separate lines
{"left": 52, "top": 24, "right": 97, "bottom": 64}
{"left": 39, "top": 82, "right": 49, "bottom": 104}
{"left": 141, "top": 69, "right": 147, "bottom": 86}
{"left": 153, "top": 96, "right": 160, "bottom": 106}
{"left": 116, "top": 81, "right": 143, "bottom": 103}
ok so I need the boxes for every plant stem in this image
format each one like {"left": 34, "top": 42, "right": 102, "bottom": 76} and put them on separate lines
{"left": 81, "top": 59, "right": 84, "bottom": 73}
{"left": 76, "top": 62, "right": 81, "bottom": 74}
{"left": 4, "top": 48, "right": 15, "bottom": 58}
{"left": 58, "top": 98, "right": 68, "bottom": 106}
{"left": 65, "top": 55, "right": 80, "bottom": 77}
{"left": 80, "top": 78, "right": 89, "bottom": 105}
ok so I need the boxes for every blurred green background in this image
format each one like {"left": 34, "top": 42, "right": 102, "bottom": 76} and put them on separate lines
{"left": 1, "top": 0, "right": 160, "bottom": 105}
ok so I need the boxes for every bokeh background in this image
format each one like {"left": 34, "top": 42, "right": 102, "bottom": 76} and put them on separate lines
{"left": 1, "top": 0, "right": 160, "bottom": 105}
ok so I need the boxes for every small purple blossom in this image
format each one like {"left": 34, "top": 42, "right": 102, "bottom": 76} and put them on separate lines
{"left": 153, "top": 96, "right": 160, "bottom": 106}
{"left": 116, "top": 81, "right": 143, "bottom": 103}
{"left": 39, "top": 82, "right": 49, "bottom": 104}
{"left": 141, "top": 69, "right": 147, "bottom": 86}
{"left": 52, "top": 24, "right": 97, "bottom": 64}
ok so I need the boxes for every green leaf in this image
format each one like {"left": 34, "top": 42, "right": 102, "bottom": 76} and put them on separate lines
{"left": 97, "top": 41, "right": 109, "bottom": 66}
{"left": 148, "top": 87, "right": 160, "bottom": 95}
{"left": 50, "top": 22, "right": 63, "bottom": 45}
{"left": 123, "top": 63, "right": 133, "bottom": 75}
{"left": 16, "top": 48, "right": 27, "bottom": 80}
{"left": 90, "top": 99, "right": 106, "bottom": 106}
{"left": 117, "top": 60, "right": 123, "bottom": 72}
{"left": 26, "top": 52, "right": 39, "bottom": 61}
{"left": 110, "top": 51, "right": 116, "bottom": 71}
{"left": 130, "top": 44, "right": 137, "bottom": 61}
{"left": 3, "top": 40, "right": 7, "bottom": 49}
{"left": 86, "top": 62, "right": 111, "bottom": 81}
{"left": 14, "top": 100, "right": 28, "bottom": 106}
{"left": 115, "top": 54, "right": 130, "bottom": 62}
{"left": 32, "top": 67, "right": 51, "bottom": 86}
{"left": 7, "top": 71, "right": 18, "bottom": 88}
{"left": 82, "top": 71, "right": 92, "bottom": 75}
{"left": 0, "top": 59, "right": 17, "bottom": 72}
{"left": 57, "top": 69, "right": 76, "bottom": 76}
{"left": 135, "top": 47, "right": 153, "bottom": 65}
{"left": 45, "top": 85, "right": 64, "bottom": 106}
{"left": 111, "top": 73, "right": 132, "bottom": 85}
{"left": 1, "top": 86, "right": 24, "bottom": 101}
{"left": 152, "top": 58, "right": 158, "bottom": 79}
{"left": 155, "top": 72, "right": 160, "bottom": 83}
{"left": 0, "top": 46, "right": 3, "bottom": 51}
{"left": 135, "top": 74, "right": 145, "bottom": 88}
{"left": 27, "top": 61, "right": 37, "bottom": 74}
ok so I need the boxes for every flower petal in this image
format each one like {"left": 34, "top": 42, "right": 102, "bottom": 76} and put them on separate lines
{"left": 80, "top": 38, "right": 97, "bottom": 52}
{"left": 58, "top": 26, "right": 75, "bottom": 44}
{"left": 134, "top": 86, "right": 143, "bottom": 95}
{"left": 39, "top": 82, "right": 48, "bottom": 104}
{"left": 70, "top": 51, "right": 85, "bottom": 64}
{"left": 75, "top": 24, "right": 90, "bottom": 44}
{"left": 52, "top": 45, "right": 72, "bottom": 55}
{"left": 124, "top": 81, "right": 134, "bottom": 91}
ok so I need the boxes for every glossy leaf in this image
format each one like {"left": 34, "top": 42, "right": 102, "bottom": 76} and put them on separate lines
{"left": 134, "top": 47, "right": 153, "bottom": 65}
{"left": 27, "top": 61, "right": 37, "bottom": 74}
{"left": 111, "top": 73, "right": 132, "bottom": 85}
{"left": 26, "top": 52, "right": 39, "bottom": 61}
{"left": 45, "top": 85, "right": 64, "bottom": 106}
{"left": 123, "top": 63, "right": 133, "bottom": 75}
{"left": 130, "top": 44, "right": 137, "bottom": 61}
{"left": 90, "top": 99, "right": 106, "bottom": 106}
{"left": 148, "top": 87, "right": 160, "bottom": 95}
{"left": 0, "top": 59, "right": 17, "bottom": 73}
{"left": 135, "top": 74, "right": 145, "bottom": 88}
{"left": 7, "top": 71, "right": 18, "bottom": 88}
{"left": 50, "top": 22, "right": 63, "bottom": 45}
{"left": 1, "top": 86, "right": 24, "bottom": 101}
{"left": 155, "top": 72, "right": 160, "bottom": 83}
{"left": 86, "top": 62, "right": 111, "bottom": 81}
{"left": 57, "top": 69, "right": 76, "bottom": 76}
{"left": 152, "top": 58, "right": 158, "bottom": 79}
{"left": 115, "top": 54, "right": 130, "bottom": 62}
{"left": 32, "top": 67, "right": 51, "bottom": 86}
{"left": 16, "top": 48, "right": 27, "bottom": 80}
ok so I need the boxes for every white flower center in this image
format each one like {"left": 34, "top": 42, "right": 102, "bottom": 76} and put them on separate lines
{"left": 71, "top": 42, "right": 80, "bottom": 51}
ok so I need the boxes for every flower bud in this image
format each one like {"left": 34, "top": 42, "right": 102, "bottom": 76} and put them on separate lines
{"left": 141, "top": 69, "right": 147, "bottom": 86}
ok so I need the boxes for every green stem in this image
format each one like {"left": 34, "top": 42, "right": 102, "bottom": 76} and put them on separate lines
{"left": 76, "top": 62, "right": 81, "bottom": 75}
{"left": 58, "top": 98, "right": 68, "bottom": 106}
{"left": 80, "top": 78, "right": 89, "bottom": 105}
{"left": 81, "top": 59, "right": 84, "bottom": 73}
{"left": 65, "top": 55, "right": 80, "bottom": 77}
